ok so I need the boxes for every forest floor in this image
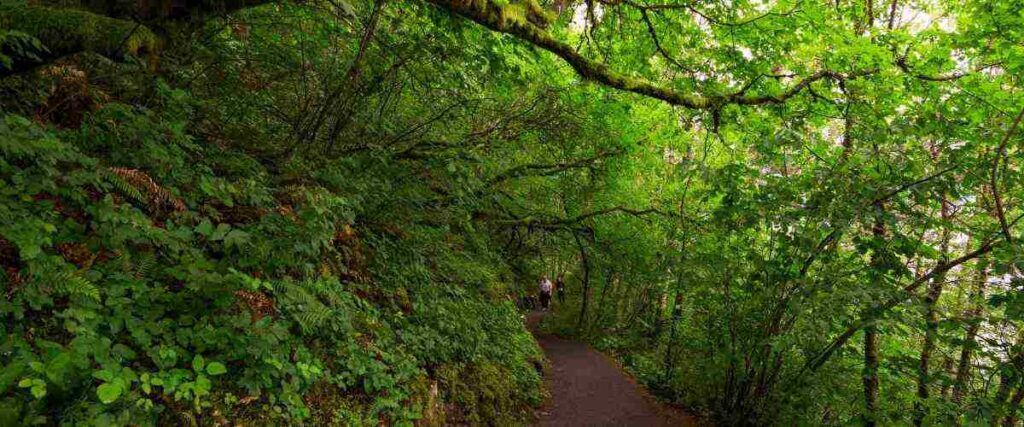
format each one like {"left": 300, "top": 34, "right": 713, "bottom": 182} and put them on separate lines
{"left": 526, "top": 311, "right": 701, "bottom": 426}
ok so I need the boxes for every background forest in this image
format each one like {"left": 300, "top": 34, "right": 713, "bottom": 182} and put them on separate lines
{"left": 1, "top": 0, "right": 1024, "bottom": 425}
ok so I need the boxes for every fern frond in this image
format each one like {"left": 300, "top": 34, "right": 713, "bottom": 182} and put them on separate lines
{"left": 105, "top": 167, "right": 186, "bottom": 213}
{"left": 134, "top": 252, "right": 156, "bottom": 279}
{"left": 103, "top": 168, "right": 145, "bottom": 204}
{"left": 268, "top": 279, "right": 290, "bottom": 295}
{"left": 270, "top": 279, "right": 337, "bottom": 334}
{"left": 177, "top": 410, "right": 197, "bottom": 427}
{"left": 47, "top": 270, "right": 100, "bottom": 300}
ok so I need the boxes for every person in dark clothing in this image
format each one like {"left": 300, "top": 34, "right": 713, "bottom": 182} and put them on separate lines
{"left": 539, "top": 275, "right": 553, "bottom": 310}
{"left": 555, "top": 273, "right": 565, "bottom": 303}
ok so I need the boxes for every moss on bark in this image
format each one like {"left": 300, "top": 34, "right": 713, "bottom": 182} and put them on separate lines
{"left": 0, "top": 2, "right": 157, "bottom": 64}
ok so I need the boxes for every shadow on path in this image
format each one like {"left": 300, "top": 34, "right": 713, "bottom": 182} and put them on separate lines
{"left": 526, "top": 311, "right": 701, "bottom": 427}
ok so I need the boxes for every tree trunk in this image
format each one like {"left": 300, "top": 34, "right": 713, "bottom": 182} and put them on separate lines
{"left": 864, "top": 323, "right": 880, "bottom": 427}
{"left": 914, "top": 197, "right": 952, "bottom": 426}
{"left": 914, "top": 276, "right": 942, "bottom": 425}
{"left": 952, "top": 260, "right": 988, "bottom": 405}
{"left": 651, "top": 288, "right": 666, "bottom": 338}
{"left": 597, "top": 267, "right": 613, "bottom": 322}
{"left": 663, "top": 287, "right": 685, "bottom": 381}
{"left": 1005, "top": 386, "right": 1024, "bottom": 427}
{"left": 996, "top": 335, "right": 1024, "bottom": 423}
{"left": 574, "top": 232, "right": 591, "bottom": 331}
{"left": 864, "top": 203, "right": 886, "bottom": 426}
{"left": 940, "top": 357, "right": 954, "bottom": 398}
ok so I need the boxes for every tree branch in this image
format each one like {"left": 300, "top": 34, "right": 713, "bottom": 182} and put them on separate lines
{"left": 0, "top": 3, "right": 158, "bottom": 76}
{"left": 486, "top": 148, "right": 625, "bottom": 185}
{"left": 871, "top": 165, "right": 958, "bottom": 205}
{"left": 423, "top": 0, "right": 865, "bottom": 110}
{"left": 802, "top": 237, "right": 999, "bottom": 373}
{"left": 492, "top": 206, "right": 678, "bottom": 230}
{"left": 990, "top": 104, "right": 1024, "bottom": 244}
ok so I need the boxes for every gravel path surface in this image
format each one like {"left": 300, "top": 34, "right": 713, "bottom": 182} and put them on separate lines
{"left": 527, "top": 311, "right": 700, "bottom": 427}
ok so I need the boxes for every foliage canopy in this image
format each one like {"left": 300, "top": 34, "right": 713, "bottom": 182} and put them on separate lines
{"left": 1, "top": 0, "right": 1024, "bottom": 425}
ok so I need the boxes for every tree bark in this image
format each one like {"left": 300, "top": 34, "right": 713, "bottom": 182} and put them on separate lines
{"left": 940, "top": 357, "right": 953, "bottom": 398}
{"left": 662, "top": 286, "right": 685, "bottom": 381}
{"left": 422, "top": 0, "right": 860, "bottom": 110}
{"left": 864, "top": 323, "right": 880, "bottom": 427}
{"left": 1005, "top": 386, "right": 1024, "bottom": 426}
{"left": 597, "top": 267, "right": 613, "bottom": 323}
{"left": 952, "top": 260, "right": 988, "bottom": 405}
{"left": 914, "top": 197, "right": 952, "bottom": 426}
{"left": 996, "top": 335, "right": 1024, "bottom": 423}
{"left": 0, "top": 3, "right": 157, "bottom": 75}
{"left": 574, "top": 232, "right": 591, "bottom": 331}
{"left": 864, "top": 203, "right": 886, "bottom": 426}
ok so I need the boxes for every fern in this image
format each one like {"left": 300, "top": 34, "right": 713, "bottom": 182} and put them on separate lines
{"left": 104, "top": 167, "right": 186, "bottom": 213}
{"left": 270, "top": 279, "right": 336, "bottom": 335}
{"left": 177, "top": 410, "right": 197, "bottom": 427}
{"left": 45, "top": 270, "right": 100, "bottom": 301}
{"left": 108, "top": 252, "right": 133, "bottom": 274}
{"left": 103, "top": 168, "right": 145, "bottom": 204}
{"left": 134, "top": 252, "right": 157, "bottom": 280}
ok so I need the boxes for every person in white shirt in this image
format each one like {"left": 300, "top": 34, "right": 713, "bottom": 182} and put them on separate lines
{"left": 539, "top": 275, "right": 553, "bottom": 310}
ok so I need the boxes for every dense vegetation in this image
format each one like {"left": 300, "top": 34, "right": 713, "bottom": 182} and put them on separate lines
{"left": 2, "top": 0, "right": 1024, "bottom": 425}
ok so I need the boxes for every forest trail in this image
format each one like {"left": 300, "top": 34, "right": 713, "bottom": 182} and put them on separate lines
{"left": 527, "top": 311, "right": 700, "bottom": 426}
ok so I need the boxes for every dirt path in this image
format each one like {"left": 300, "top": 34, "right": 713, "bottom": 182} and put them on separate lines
{"left": 527, "top": 311, "right": 700, "bottom": 427}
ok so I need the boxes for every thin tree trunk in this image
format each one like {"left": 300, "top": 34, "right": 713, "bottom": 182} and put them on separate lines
{"left": 915, "top": 197, "right": 952, "bottom": 426}
{"left": 915, "top": 275, "right": 942, "bottom": 425}
{"left": 864, "top": 323, "right": 880, "bottom": 423}
{"left": 323, "top": 0, "right": 385, "bottom": 153}
{"left": 865, "top": 0, "right": 874, "bottom": 28}
{"left": 610, "top": 275, "right": 623, "bottom": 325}
{"left": 997, "top": 372, "right": 1016, "bottom": 415}
{"left": 597, "top": 267, "right": 613, "bottom": 325}
{"left": 940, "top": 356, "right": 954, "bottom": 398}
{"left": 952, "top": 260, "right": 988, "bottom": 405}
{"left": 996, "top": 335, "right": 1024, "bottom": 423}
{"left": 864, "top": 203, "right": 886, "bottom": 426}
{"left": 887, "top": 0, "right": 899, "bottom": 29}
{"left": 574, "top": 232, "right": 591, "bottom": 331}
{"left": 663, "top": 287, "right": 685, "bottom": 381}
{"left": 1005, "top": 386, "right": 1024, "bottom": 426}
{"left": 651, "top": 288, "right": 666, "bottom": 338}
{"left": 864, "top": 323, "right": 880, "bottom": 427}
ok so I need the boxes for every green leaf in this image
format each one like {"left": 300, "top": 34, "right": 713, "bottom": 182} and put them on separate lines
{"left": 30, "top": 384, "right": 46, "bottom": 399}
{"left": 196, "top": 219, "right": 214, "bottom": 237}
{"left": 92, "top": 369, "right": 115, "bottom": 382}
{"left": 210, "top": 224, "right": 230, "bottom": 241}
{"left": 206, "top": 362, "right": 227, "bottom": 376}
{"left": 223, "top": 230, "right": 250, "bottom": 249}
{"left": 192, "top": 355, "right": 205, "bottom": 372}
{"left": 194, "top": 374, "right": 211, "bottom": 395}
{"left": 97, "top": 382, "right": 122, "bottom": 404}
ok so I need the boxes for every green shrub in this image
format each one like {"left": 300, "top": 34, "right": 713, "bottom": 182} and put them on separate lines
{"left": 0, "top": 101, "right": 542, "bottom": 425}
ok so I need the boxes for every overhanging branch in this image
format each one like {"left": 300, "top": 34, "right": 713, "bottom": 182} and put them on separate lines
{"left": 486, "top": 148, "right": 625, "bottom": 185}
{"left": 492, "top": 206, "right": 679, "bottom": 230}
{"left": 423, "top": 0, "right": 866, "bottom": 110}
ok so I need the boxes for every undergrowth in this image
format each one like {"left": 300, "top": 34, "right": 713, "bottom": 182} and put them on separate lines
{"left": 0, "top": 81, "right": 543, "bottom": 424}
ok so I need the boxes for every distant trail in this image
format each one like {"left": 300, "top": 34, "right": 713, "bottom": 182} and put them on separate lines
{"left": 527, "top": 311, "right": 701, "bottom": 427}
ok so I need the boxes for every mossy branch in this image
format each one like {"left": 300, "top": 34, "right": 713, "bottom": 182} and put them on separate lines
{"left": 425, "top": 0, "right": 866, "bottom": 110}
{"left": 0, "top": 3, "right": 157, "bottom": 74}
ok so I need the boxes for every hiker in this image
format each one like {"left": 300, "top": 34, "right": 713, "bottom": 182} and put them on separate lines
{"left": 555, "top": 273, "right": 565, "bottom": 303}
{"left": 517, "top": 292, "right": 536, "bottom": 310}
{"left": 539, "top": 275, "right": 553, "bottom": 310}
